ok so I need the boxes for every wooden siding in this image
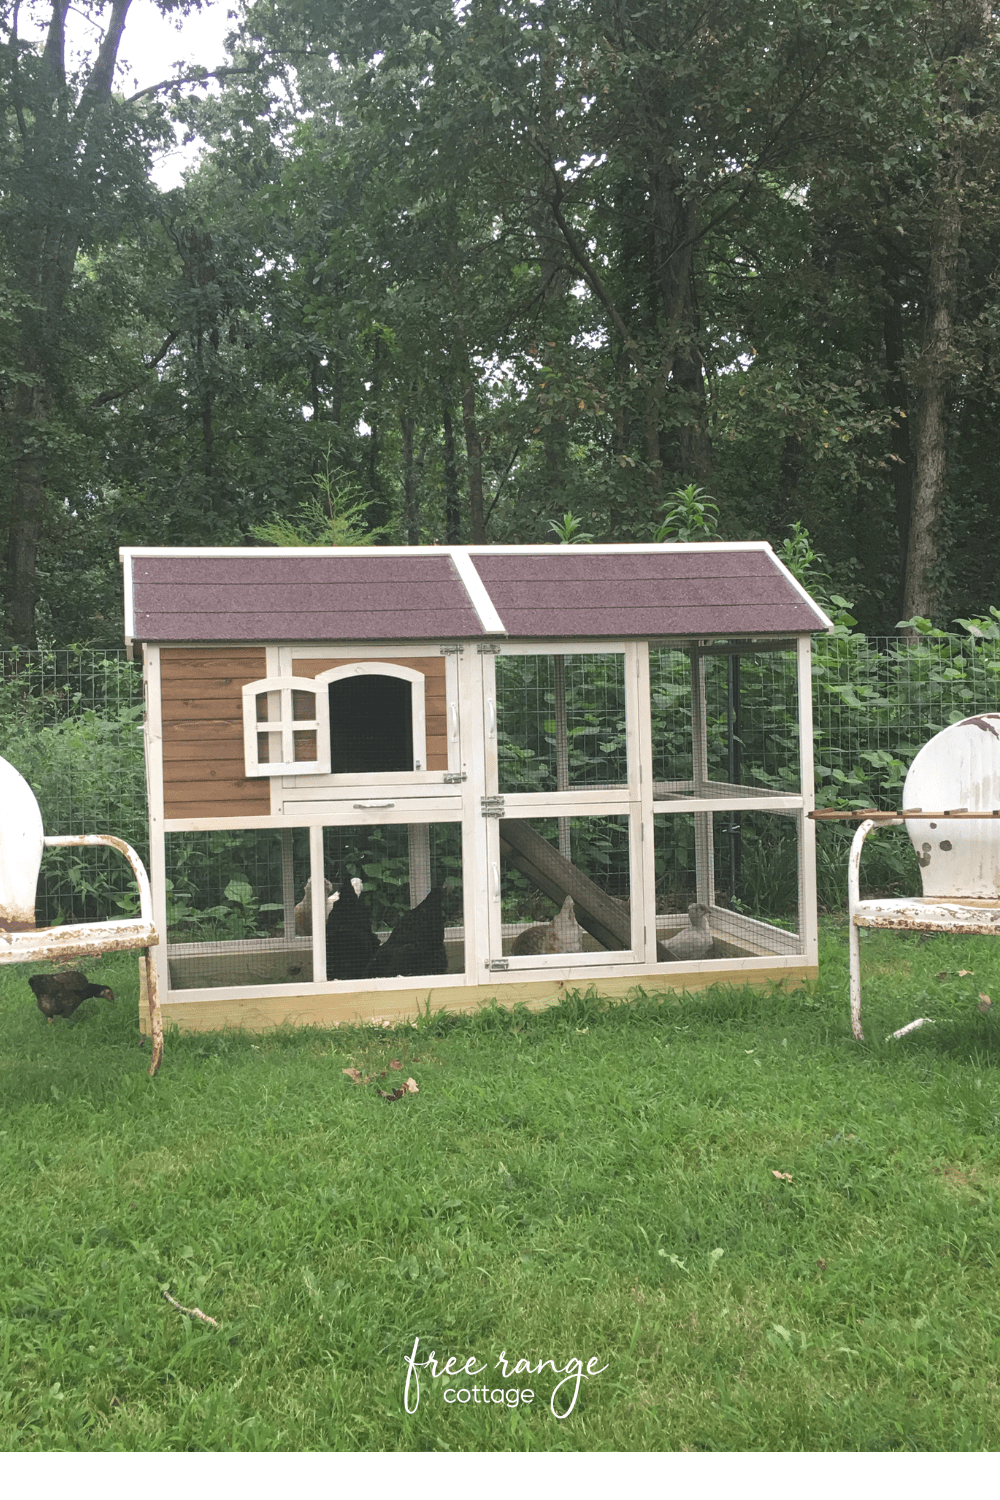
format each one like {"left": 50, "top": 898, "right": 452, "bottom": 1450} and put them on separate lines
{"left": 160, "top": 647, "right": 271, "bottom": 819}
{"left": 292, "top": 655, "right": 449, "bottom": 772}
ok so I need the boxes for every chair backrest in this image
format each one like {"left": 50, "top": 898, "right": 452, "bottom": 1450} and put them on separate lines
{"left": 0, "top": 756, "right": 45, "bottom": 931}
{"left": 903, "top": 713, "right": 1000, "bottom": 899}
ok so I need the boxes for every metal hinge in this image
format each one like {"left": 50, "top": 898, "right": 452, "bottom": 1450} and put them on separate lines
{"left": 440, "top": 643, "right": 464, "bottom": 656}
{"left": 477, "top": 642, "right": 503, "bottom": 655}
{"left": 443, "top": 771, "right": 467, "bottom": 784}
{"left": 481, "top": 796, "right": 505, "bottom": 818}
{"left": 487, "top": 958, "right": 510, "bottom": 972}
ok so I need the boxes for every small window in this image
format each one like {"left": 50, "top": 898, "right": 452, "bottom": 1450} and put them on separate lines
{"left": 318, "top": 663, "right": 427, "bottom": 774}
{"left": 242, "top": 678, "right": 332, "bottom": 777}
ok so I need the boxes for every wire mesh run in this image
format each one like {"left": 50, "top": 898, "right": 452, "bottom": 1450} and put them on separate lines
{"left": 500, "top": 814, "right": 631, "bottom": 955}
{"left": 322, "top": 823, "right": 463, "bottom": 977}
{"left": 165, "top": 828, "right": 311, "bottom": 991}
{"left": 495, "top": 653, "right": 628, "bottom": 794}
{"left": 650, "top": 645, "right": 800, "bottom": 798}
{"left": 652, "top": 810, "right": 802, "bottom": 960}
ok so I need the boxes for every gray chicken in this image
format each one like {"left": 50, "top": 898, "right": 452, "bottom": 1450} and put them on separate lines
{"left": 662, "top": 903, "right": 713, "bottom": 962}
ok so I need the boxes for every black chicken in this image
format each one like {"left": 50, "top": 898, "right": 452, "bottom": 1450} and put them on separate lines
{"left": 29, "top": 971, "right": 114, "bottom": 1023}
{"left": 367, "top": 886, "right": 448, "bottom": 978}
{"left": 325, "top": 877, "right": 380, "bottom": 981}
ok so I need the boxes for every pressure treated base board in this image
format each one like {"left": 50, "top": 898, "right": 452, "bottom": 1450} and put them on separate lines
{"left": 138, "top": 963, "right": 818, "bottom": 1035}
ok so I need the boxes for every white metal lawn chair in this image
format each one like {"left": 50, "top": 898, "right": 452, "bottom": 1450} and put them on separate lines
{"left": 848, "top": 713, "right": 1000, "bottom": 1040}
{"left": 0, "top": 755, "right": 163, "bottom": 1074}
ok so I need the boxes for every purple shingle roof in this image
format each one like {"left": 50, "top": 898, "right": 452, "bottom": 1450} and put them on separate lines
{"left": 122, "top": 545, "right": 831, "bottom": 644}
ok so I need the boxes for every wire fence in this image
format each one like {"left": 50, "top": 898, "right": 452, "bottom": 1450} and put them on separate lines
{"left": 3, "top": 634, "right": 1000, "bottom": 924}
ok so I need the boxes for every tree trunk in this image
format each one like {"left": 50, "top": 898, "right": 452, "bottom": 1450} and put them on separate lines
{"left": 401, "top": 411, "right": 419, "bottom": 544}
{"left": 903, "top": 150, "right": 963, "bottom": 624}
{"left": 650, "top": 167, "right": 712, "bottom": 482}
{"left": 442, "top": 405, "right": 461, "bottom": 543}
{"left": 881, "top": 242, "right": 913, "bottom": 618}
{"left": 2, "top": 0, "right": 134, "bottom": 645}
{"left": 460, "top": 355, "right": 486, "bottom": 543}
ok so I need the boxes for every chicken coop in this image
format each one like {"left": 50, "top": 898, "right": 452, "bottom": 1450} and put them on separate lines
{"left": 121, "top": 543, "right": 833, "bottom": 1034}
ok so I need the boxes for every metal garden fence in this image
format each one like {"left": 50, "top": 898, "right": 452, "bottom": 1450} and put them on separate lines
{"left": 3, "top": 633, "right": 1000, "bottom": 922}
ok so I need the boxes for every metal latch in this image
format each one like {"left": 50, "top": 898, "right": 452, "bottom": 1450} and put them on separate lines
{"left": 477, "top": 642, "right": 502, "bottom": 654}
{"left": 481, "top": 796, "right": 505, "bottom": 818}
{"left": 487, "top": 958, "right": 510, "bottom": 972}
{"left": 440, "top": 643, "right": 463, "bottom": 655}
{"left": 443, "top": 771, "right": 467, "bottom": 784}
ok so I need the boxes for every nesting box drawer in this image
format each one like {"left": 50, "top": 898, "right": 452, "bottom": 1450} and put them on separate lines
{"left": 277, "top": 793, "right": 465, "bottom": 819}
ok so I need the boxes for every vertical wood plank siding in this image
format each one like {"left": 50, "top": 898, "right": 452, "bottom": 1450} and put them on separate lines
{"left": 292, "top": 656, "right": 449, "bottom": 771}
{"left": 160, "top": 648, "right": 271, "bottom": 818}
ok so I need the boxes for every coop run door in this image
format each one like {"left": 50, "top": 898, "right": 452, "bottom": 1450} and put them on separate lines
{"left": 647, "top": 640, "right": 809, "bottom": 966}
{"left": 479, "top": 644, "right": 643, "bottom": 971}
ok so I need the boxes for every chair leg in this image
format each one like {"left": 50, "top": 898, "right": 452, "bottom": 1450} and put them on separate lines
{"left": 145, "top": 948, "right": 163, "bottom": 1077}
{"left": 848, "top": 918, "right": 864, "bottom": 1040}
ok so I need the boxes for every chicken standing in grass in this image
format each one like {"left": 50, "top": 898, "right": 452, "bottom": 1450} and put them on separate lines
{"left": 29, "top": 971, "right": 114, "bottom": 1022}
{"left": 662, "top": 902, "right": 714, "bottom": 962}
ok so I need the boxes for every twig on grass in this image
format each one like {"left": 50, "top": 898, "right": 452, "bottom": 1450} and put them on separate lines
{"left": 162, "top": 1289, "right": 220, "bottom": 1329}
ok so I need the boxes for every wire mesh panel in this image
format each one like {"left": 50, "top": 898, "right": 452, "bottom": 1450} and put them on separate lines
{"left": 652, "top": 811, "right": 801, "bottom": 960}
{"left": 495, "top": 653, "right": 628, "bottom": 794}
{"left": 649, "top": 645, "right": 800, "bottom": 797}
{"left": 164, "top": 828, "right": 311, "bottom": 991}
{"left": 649, "top": 648, "right": 694, "bottom": 786}
{"left": 322, "top": 822, "right": 463, "bottom": 977}
{"left": 500, "top": 814, "right": 631, "bottom": 955}
{"left": 703, "top": 648, "right": 800, "bottom": 793}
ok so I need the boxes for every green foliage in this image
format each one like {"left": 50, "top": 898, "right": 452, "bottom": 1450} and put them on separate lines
{"left": 546, "top": 510, "right": 594, "bottom": 545}
{"left": 651, "top": 485, "right": 721, "bottom": 544}
{"left": 251, "top": 453, "right": 391, "bottom": 548}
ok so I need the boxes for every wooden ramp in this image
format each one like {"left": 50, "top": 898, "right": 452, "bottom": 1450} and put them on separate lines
{"left": 499, "top": 817, "right": 671, "bottom": 960}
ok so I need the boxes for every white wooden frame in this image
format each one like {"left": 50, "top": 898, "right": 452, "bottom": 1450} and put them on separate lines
{"left": 274, "top": 643, "right": 463, "bottom": 794}
{"left": 143, "top": 633, "right": 820, "bottom": 1009}
{"left": 242, "top": 677, "right": 331, "bottom": 777}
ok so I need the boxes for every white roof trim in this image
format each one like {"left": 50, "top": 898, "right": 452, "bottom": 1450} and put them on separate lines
{"left": 121, "top": 550, "right": 134, "bottom": 644}
{"left": 449, "top": 548, "right": 506, "bottom": 634}
{"left": 119, "top": 542, "right": 778, "bottom": 559}
{"left": 763, "top": 542, "right": 836, "bottom": 634}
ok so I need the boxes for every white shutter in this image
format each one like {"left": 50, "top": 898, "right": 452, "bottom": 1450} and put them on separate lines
{"left": 242, "top": 678, "right": 331, "bottom": 777}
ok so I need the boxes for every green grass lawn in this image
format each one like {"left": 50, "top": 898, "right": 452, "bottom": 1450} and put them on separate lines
{"left": 2, "top": 923, "right": 1000, "bottom": 1452}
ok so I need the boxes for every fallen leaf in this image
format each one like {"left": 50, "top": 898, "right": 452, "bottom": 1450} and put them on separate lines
{"left": 389, "top": 1059, "right": 404, "bottom": 1070}
{"left": 342, "top": 1068, "right": 363, "bottom": 1083}
{"left": 816, "top": 1258, "right": 827, "bottom": 1270}
{"left": 979, "top": 993, "right": 992, "bottom": 1012}
{"left": 936, "top": 971, "right": 949, "bottom": 980}
{"left": 404, "top": 1077, "right": 419, "bottom": 1093}
{"left": 959, "top": 969, "right": 974, "bottom": 977}
{"left": 771, "top": 1170, "right": 794, "bottom": 1183}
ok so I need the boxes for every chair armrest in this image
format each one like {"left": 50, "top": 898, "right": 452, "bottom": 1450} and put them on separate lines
{"left": 847, "top": 816, "right": 903, "bottom": 913}
{"left": 43, "top": 835, "right": 154, "bottom": 926}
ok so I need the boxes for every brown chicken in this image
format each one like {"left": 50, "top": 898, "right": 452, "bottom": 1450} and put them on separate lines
{"left": 28, "top": 972, "right": 114, "bottom": 1023}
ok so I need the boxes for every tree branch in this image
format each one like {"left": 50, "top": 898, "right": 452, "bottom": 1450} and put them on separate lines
{"left": 544, "top": 168, "right": 644, "bottom": 377}
{"left": 73, "top": 0, "right": 131, "bottom": 125}
{"left": 90, "top": 329, "right": 178, "bottom": 407}
{"left": 9, "top": 0, "right": 28, "bottom": 140}
{"left": 126, "top": 62, "right": 266, "bottom": 104}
